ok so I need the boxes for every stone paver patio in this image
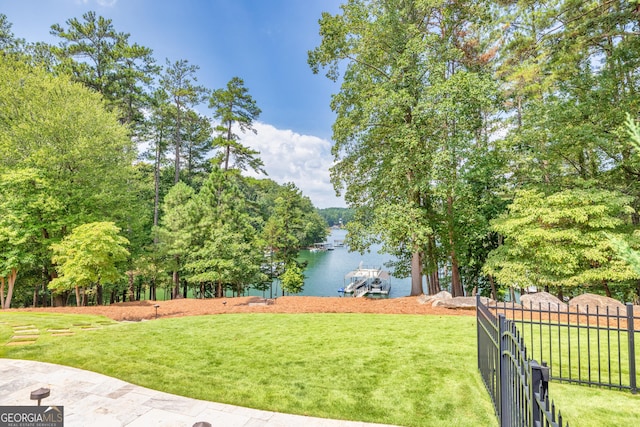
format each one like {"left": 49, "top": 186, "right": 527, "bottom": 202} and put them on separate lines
{"left": 0, "top": 359, "right": 399, "bottom": 427}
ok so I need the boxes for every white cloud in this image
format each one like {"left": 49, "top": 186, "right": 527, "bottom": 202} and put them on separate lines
{"left": 239, "top": 123, "right": 345, "bottom": 208}
{"left": 97, "top": 0, "right": 118, "bottom": 6}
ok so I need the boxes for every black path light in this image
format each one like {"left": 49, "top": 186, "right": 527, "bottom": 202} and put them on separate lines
{"left": 154, "top": 304, "right": 160, "bottom": 319}
{"left": 30, "top": 387, "right": 50, "bottom": 406}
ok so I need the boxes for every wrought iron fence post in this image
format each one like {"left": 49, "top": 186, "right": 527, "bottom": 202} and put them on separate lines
{"left": 529, "top": 360, "right": 549, "bottom": 425}
{"left": 498, "top": 314, "right": 508, "bottom": 427}
{"left": 627, "top": 303, "right": 637, "bottom": 394}
{"left": 477, "top": 294, "right": 481, "bottom": 372}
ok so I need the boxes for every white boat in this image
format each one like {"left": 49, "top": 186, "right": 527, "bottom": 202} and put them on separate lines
{"left": 341, "top": 263, "right": 391, "bottom": 297}
{"left": 309, "top": 242, "right": 334, "bottom": 252}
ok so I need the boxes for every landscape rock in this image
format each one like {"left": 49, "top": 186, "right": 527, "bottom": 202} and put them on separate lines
{"left": 569, "top": 293, "right": 625, "bottom": 314}
{"left": 489, "top": 301, "right": 523, "bottom": 309}
{"left": 520, "top": 292, "right": 567, "bottom": 311}
{"left": 433, "top": 296, "right": 493, "bottom": 310}
{"left": 417, "top": 291, "right": 452, "bottom": 305}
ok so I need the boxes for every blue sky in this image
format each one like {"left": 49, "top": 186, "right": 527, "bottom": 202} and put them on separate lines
{"left": 1, "top": 0, "right": 346, "bottom": 207}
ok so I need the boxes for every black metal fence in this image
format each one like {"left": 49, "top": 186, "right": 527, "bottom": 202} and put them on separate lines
{"left": 487, "top": 299, "right": 639, "bottom": 393}
{"left": 477, "top": 295, "right": 569, "bottom": 427}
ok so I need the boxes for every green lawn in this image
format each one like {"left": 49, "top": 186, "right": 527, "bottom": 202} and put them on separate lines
{"left": 2, "top": 312, "right": 638, "bottom": 426}
{"left": 1, "top": 312, "right": 494, "bottom": 427}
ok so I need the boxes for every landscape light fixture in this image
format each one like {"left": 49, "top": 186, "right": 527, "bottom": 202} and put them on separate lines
{"left": 30, "top": 387, "right": 50, "bottom": 406}
{"left": 154, "top": 304, "right": 160, "bottom": 319}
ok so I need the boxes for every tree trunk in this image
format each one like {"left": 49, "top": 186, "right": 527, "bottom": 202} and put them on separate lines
{"left": 174, "top": 103, "right": 182, "bottom": 183}
{"left": 75, "top": 286, "right": 81, "bottom": 307}
{"left": 489, "top": 274, "right": 497, "bottom": 301}
{"left": 154, "top": 134, "right": 162, "bottom": 228}
{"left": 0, "top": 276, "right": 5, "bottom": 309}
{"left": 96, "top": 281, "right": 103, "bottom": 305}
{"left": 429, "top": 270, "right": 440, "bottom": 295}
{"left": 2, "top": 268, "right": 18, "bottom": 309}
{"left": 224, "top": 120, "right": 233, "bottom": 171}
{"left": 172, "top": 269, "right": 180, "bottom": 299}
{"left": 410, "top": 250, "right": 424, "bottom": 296}
{"left": 447, "top": 193, "right": 463, "bottom": 297}
{"left": 450, "top": 251, "right": 463, "bottom": 297}
{"left": 425, "top": 236, "right": 440, "bottom": 295}
{"left": 603, "top": 281, "right": 612, "bottom": 298}
{"left": 128, "top": 271, "right": 135, "bottom": 302}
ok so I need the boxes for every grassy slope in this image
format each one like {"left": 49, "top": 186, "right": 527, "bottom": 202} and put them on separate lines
{"left": 1, "top": 312, "right": 494, "bottom": 427}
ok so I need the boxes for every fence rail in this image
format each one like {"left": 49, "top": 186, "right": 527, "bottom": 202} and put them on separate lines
{"left": 477, "top": 295, "right": 569, "bottom": 427}
{"left": 487, "top": 300, "right": 639, "bottom": 393}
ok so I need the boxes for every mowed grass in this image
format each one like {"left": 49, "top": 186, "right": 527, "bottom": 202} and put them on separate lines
{"left": 1, "top": 312, "right": 495, "bottom": 427}
{"left": 3, "top": 312, "right": 640, "bottom": 426}
{"left": 552, "top": 382, "right": 640, "bottom": 427}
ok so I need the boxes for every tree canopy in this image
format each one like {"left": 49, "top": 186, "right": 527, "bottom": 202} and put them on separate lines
{"left": 4, "top": 1, "right": 640, "bottom": 306}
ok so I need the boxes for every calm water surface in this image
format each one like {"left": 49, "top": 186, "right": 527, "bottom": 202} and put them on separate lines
{"left": 273, "top": 229, "right": 412, "bottom": 298}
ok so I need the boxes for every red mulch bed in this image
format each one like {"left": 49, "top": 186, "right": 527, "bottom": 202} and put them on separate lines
{"left": 7, "top": 296, "right": 475, "bottom": 321}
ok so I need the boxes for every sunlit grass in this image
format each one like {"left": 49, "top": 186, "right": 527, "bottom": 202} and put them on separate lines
{"left": 552, "top": 382, "right": 640, "bottom": 427}
{"left": 5, "top": 311, "right": 638, "bottom": 426}
{"left": 1, "top": 312, "right": 494, "bottom": 427}
{"left": 505, "top": 317, "right": 639, "bottom": 389}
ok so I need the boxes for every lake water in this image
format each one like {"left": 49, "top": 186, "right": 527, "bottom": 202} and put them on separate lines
{"left": 271, "top": 229, "right": 412, "bottom": 298}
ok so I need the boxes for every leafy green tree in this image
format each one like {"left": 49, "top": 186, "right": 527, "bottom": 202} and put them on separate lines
{"left": 186, "top": 169, "right": 265, "bottom": 297}
{"left": 310, "top": 0, "right": 498, "bottom": 296}
{"left": 157, "top": 182, "right": 196, "bottom": 299}
{"left": 497, "top": 1, "right": 640, "bottom": 202}
{"left": 261, "top": 183, "right": 327, "bottom": 296}
{"left": 181, "top": 109, "right": 213, "bottom": 189}
{"left": 280, "top": 261, "right": 304, "bottom": 295}
{"left": 0, "top": 57, "right": 137, "bottom": 305}
{"left": 160, "top": 59, "right": 208, "bottom": 184}
{"left": 483, "top": 187, "right": 638, "bottom": 299}
{"left": 0, "top": 168, "right": 57, "bottom": 308}
{"left": 50, "top": 11, "right": 158, "bottom": 126}
{"left": 143, "top": 89, "right": 175, "bottom": 229}
{"left": 49, "top": 222, "right": 130, "bottom": 306}
{"left": 209, "top": 77, "right": 264, "bottom": 174}
{"left": 0, "top": 14, "right": 23, "bottom": 53}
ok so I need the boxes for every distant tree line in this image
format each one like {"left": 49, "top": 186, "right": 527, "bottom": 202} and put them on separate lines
{"left": 0, "top": 12, "right": 327, "bottom": 308}
{"left": 317, "top": 208, "right": 354, "bottom": 227}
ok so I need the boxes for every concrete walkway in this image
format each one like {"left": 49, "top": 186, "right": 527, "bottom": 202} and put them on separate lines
{"left": 0, "top": 359, "right": 399, "bottom": 427}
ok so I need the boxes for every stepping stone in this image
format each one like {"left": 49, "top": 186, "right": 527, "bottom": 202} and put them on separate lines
{"left": 12, "top": 335, "right": 39, "bottom": 340}
{"left": 6, "top": 340, "right": 36, "bottom": 346}
{"left": 13, "top": 329, "right": 40, "bottom": 335}
{"left": 51, "top": 332, "right": 75, "bottom": 336}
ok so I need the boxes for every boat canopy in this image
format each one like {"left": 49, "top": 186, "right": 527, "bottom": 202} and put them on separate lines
{"left": 344, "top": 268, "right": 390, "bottom": 281}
